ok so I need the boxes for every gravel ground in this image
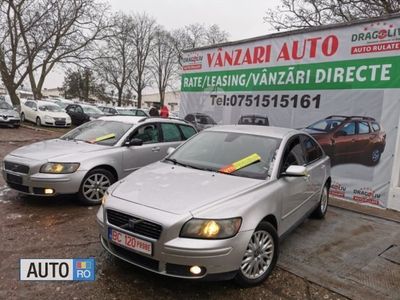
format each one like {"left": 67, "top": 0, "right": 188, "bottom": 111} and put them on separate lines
{"left": 0, "top": 126, "right": 347, "bottom": 299}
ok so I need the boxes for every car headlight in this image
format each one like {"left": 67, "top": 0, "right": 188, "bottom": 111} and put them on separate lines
{"left": 101, "top": 191, "right": 108, "bottom": 206}
{"left": 180, "top": 218, "right": 242, "bottom": 239}
{"left": 40, "top": 163, "right": 80, "bottom": 174}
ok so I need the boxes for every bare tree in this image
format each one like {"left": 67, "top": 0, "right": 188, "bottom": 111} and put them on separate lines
{"left": 129, "top": 13, "right": 157, "bottom": 108}
{"left": 0, "top": 0, "right": 109, "bottom": 105}
{"left": 94, "top": 13, "right": 135, "bottom": 106}
{"left": 172, "top": 23, "right": 229, "bottom": 66}
{"left": 149, "top": 28, "right": 178, "bottom": 107}
{"left": 0, "top": 0, "right": 33, "bottom": 107}
{"left": 264, "top": 0, "right": 400, "bottom": 31}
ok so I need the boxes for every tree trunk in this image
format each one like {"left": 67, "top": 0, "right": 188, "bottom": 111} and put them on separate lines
{"left": 159, "top": 88, "right": 165, "bottom": 107}
{"left": 137, "top": 90, "right": 142, "bottom": 108}
{"left": 117, "top": 88, "right": 123, "bottom": 106}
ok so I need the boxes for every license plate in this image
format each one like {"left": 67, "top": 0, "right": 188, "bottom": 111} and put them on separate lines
{"left": 108, "top": 228, "right": 152, "bottom": 256}
{"left": 7, "top": 173, "right": 22, "bottom": 184}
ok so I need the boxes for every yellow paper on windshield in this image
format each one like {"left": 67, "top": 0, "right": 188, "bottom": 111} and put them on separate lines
{"left": 219, "top": 153, "right": 261, "bottom": 174}
{"left": 90, "top": 133, "right": 116, "bottom": 144}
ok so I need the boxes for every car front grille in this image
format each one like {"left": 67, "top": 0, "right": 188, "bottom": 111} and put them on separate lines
{"left": 55, "top": 121, "right": 66, "bottom": 126}
{"left": 4, "top": 161, "right": 29, "bottom": 174}
{"left": 107, "top": 209, "right": 162, "bottom": 240}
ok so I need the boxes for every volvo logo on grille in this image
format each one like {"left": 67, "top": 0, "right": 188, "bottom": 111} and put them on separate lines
{"left": 128, "top": 218, "right": 143, "bottom": 229}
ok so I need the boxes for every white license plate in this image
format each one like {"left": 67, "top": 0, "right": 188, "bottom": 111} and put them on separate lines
{"left": 108, "top": 228, "right": 152, "bottom": 256}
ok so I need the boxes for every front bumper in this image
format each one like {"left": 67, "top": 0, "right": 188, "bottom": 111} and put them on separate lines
{"left": 43, "top": 119, "right": 71, "bottom": 127}
{"left": 1, "top": 156, "right": 85, "bottom": 196}
{"left": 0, "top": 116, "right": 20, "bottom": 126}
{"left": 97, "top": 204, "right": 253, "bottom": 280}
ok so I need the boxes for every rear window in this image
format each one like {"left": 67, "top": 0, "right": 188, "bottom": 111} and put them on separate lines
{"left": 179, "top": 125, "right": 196, "bottom": 139}
{"left": 372, "top": 122, "right": 380, "bottom": 132}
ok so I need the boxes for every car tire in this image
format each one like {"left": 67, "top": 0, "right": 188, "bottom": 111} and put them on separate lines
{"left": 78, "top": 168, "right": 115, "bottom": 206}
{"left": 311, "top": 184, "right": 329, "bottom": 219}
{"left": 369, "top": 148, "right": 381, "bottom": 166}
{"left": 20, "top": 112, "right": 25, "bottom": 122}
{"left": 36, "top": 117, "right": 41, "bottom": 127}
{"left": 234, "top": 221, "right": 279, "bottom": 287}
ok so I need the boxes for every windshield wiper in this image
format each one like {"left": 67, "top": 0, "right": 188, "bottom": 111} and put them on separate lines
{"left": 164, "top": 158, "right": 215, "bottom": 172}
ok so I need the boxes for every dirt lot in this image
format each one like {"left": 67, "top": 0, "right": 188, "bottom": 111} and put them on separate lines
{"left": 0, "top": 126, "right": 348, "bottom": 299}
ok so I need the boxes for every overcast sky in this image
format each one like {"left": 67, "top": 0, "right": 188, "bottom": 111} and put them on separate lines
{"left": 44, "top": 0, "right": 280, "bottom": 89}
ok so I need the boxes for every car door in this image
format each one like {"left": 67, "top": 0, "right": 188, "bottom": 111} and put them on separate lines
{"left": 279, "top": 135, "right": 312, "bottom": 233}
{"left": 332, "top": 121, "right": 357, "bottom": 157}
{"left": 121, "top": 123, "right": 164, "bottom": 176}
{"left": 75, "top": 105, "right": 86, "bottom": 125}
{"left": 22, "top": 101, "right": 32, "bottom": 121}
{"left": 66, "top": 105, "right": 78, "bottom": 125}
{"left": 159, "top": 123, "right": 185, "bottom": 153}
{"left": 355, "top": 121, "right": 372, "bottom": 153}
{"left": 300, "top": 135, "right": 325, "bottom": 204}
{"left": 30, "top": 101, "right": 38, "bottom": 122}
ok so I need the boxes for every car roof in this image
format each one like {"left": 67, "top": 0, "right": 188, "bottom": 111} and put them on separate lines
{"left": 98, "top": 116, "right": 146, "bottom": 124}
{"left": 35, "top": 100, "right": 59, "bottom": 106}
{"left": 206, "top": 125, "right": 299, "bottom": 139}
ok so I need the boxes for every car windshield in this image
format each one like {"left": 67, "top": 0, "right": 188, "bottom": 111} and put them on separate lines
{"left": 60, "top": 120, "right": 132, "bottom": 146}
{"left": 116, "top": 109, "right": 135, "bottom": 116}
{"left": 82, "top": 105, "right": 103, "bottom": 115}
{"left": 307, "top": 119, "right": 344, "bottom": 132}
{"left": 56, "top": 102, "right": 68, "bottom": 109}
{"left": 167, "top": 131, "right": 281, "bottom": 180}
{"left": 39, "top": 104, "right": 63, "bottom": 112}
{"left": 195, "top": 115, "right": 216, "bottom": 124}
{"left": 0, "top": 102, "right": 12, "bottom": 110}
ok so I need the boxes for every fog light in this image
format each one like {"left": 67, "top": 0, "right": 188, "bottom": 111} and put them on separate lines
{"left": 44, "top": 188, "right": 54, "bottom": 195}
{"left": 189, "top": 266, "right": 202, "bottom": 275}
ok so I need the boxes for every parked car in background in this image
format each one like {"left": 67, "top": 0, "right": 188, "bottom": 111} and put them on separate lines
{"left": 99, "top": 107, "right": 149, "bottom": 117}
{"left": 98, "top": 125, "right": 331, "bottom": 286}
{"left": 66, "top": 103, "right": 104, "bottom": 125}
{"left": 2, "top": 116, "right": 197, "bottom": 205}
{"left": 184, "top": 113, "right": 217, "bottom": 131}
{"left": 304, "top": 115, "right": 386, "bottom": 166}
{"left": 238, "top": 115, "right": 270, "bottom": 126}
{"left": 20, "top": 100, "right": 71, "bottom": 127}
{"left": 51, "top": 98, "right": 74, "bottom": 110}
{"left": 0, "top": 101, "right": 20, "bottom": 128}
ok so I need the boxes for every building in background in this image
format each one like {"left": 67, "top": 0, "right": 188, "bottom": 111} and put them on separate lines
{"left": 142, "top": 91, "right": 180, "bottom": 111}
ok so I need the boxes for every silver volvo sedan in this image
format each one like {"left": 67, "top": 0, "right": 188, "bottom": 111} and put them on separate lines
{"left": 98, "top": 125, "right": 331, "bottom": 286}
{"left": 1, "top": 116, "right": 197, "bottom": 205}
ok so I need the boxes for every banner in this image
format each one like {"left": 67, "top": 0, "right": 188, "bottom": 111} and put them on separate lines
{"left": 180, "top": 16, "right": 400, "bottom": 208}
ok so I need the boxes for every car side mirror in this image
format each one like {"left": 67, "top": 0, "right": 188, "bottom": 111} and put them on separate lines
{"left": 335, "top": 130, "right": 347, "bottom": 137}
{"left": 167, "top": 147, "right": 175, "bottom": 155}
{"left": 125, "top": 138, "right": 143, "bottom": 147}
{"left": 284, "top": 165, "right": 307, "bottom": 177}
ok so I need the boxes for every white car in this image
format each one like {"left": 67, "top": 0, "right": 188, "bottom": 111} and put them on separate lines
{"left": 21, "top": 100, "right": 71, "bottom": 127}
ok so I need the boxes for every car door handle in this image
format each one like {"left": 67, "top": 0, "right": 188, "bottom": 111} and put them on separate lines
{"left": 151, "top": 146, "right": 160, "bottom": 152}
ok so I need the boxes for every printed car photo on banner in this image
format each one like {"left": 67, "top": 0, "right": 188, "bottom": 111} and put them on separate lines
{"left": 180, "top": 15, "right": 400, "bottom": 209}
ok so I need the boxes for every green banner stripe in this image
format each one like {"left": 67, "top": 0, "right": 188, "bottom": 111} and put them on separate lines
{"left": 181, "top": 56, "right": 400, "bottom": 92}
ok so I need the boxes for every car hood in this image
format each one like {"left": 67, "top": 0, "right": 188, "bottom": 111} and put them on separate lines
{"left": 44, "top": 112, "right": 70, "bottom": 119}
{"left": 111, "top": 161, "right": 264, "bottom": 215}
{"left": 0, "top": 109, "right": 19, "bottom": 117}
{"left": 303, "top": 128, "right": 328, "bottom": 136}
{"left": 9, "top": 139, "right": 108, "bottom": 161}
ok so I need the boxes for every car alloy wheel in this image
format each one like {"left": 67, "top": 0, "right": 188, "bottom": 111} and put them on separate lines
{"left": 311, "top": 184, "right": 329, "bottom": 219}
{"left": 320, "top": 185, "right": 328, "bottom": 214}
{"left": 371, "top": 149, "right": 381, "bottom": 163}
{"left": 241, "top": 230, "right": 274, "bottom": 280}
{"left": 235, "top": 221, "right": 278, "bottom": 287}
{"left": 79, "top": 168, "right": 115, "bottom": 205}
{"left": 36, "top": 117, "right": 41, "bottom": 126}
{"left": 20, "top": 113, "right": 25, "bottom": 122}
